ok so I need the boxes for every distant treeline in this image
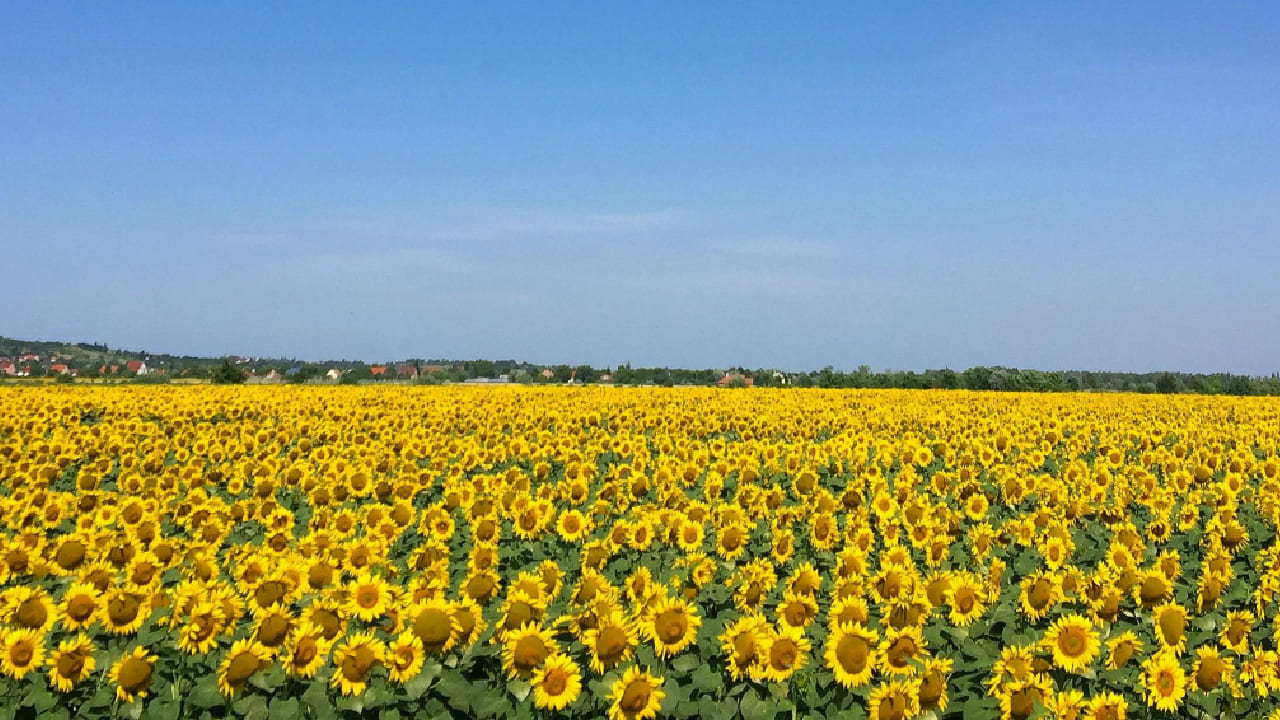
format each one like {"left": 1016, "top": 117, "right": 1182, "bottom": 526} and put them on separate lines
{"left": 605, "top": 364, "right": 1275, "bottom": 395}
{"left": 4, "top": 336, "right": 1278, "bottom": 395}
{"left": 759, "top": 365, "right": 1276, "bottom": 396}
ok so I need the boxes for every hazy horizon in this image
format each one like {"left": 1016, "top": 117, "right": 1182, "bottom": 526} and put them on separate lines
{"left": 4, "top": 4, "right": 1278, "bottom": 374}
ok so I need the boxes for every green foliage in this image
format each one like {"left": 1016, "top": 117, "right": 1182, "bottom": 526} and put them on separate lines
{"left": 212, "top": 359, "right": 247, "bottom": 384}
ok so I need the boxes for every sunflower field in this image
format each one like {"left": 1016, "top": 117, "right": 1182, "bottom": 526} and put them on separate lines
{"left": 2, "top": 386, "right": 1280, "bottom": 720}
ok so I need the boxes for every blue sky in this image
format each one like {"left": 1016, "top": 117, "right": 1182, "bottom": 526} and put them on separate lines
{"left": 2, "top": 3, "right": 1278, "bottom": 372}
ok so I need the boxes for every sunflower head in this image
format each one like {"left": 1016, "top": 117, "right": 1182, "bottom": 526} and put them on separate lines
{"left": 761, "top": 626, "right": 811, "bottom": 682}
{"left": 501, "top": 622, "right": 558, "bottom": 680}
{"left": 1, "top": 629, "right": 45, "bottom": 680}
{"left": 825, "top": 623, "right": 877, "bottom": 689}
{"left": 586, "top": 612, "right": 636, "bottom": 674}
{"left": 531, "top": 653, "right": 582, "bottom": 711}
{"left": 1142, "top": 650, "right": 1187, "bottom": 712}
{"left": 110, "top": 646, "right": 157, "bottom": 703}
{"left": 609, "top": 666, "right": 664, "bottom": 720}
{"left": 645, "top": 597, "right": 700, "bottom": 658}
{"left": 47, "top": 635, "right": 95, "bottom": 691}
{"left": 218, "top": 639, "right": 271, "bottom": 697}
{"left": 1044, "top": 615, "right": 1099, "bottom": 673}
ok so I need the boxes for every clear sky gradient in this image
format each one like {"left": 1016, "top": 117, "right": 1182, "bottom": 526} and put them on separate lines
{"left": 3, "top": 4, "right": 1277, "bottom": 372}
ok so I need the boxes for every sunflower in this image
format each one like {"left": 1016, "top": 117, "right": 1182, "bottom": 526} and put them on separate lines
{"left": 1220, "top": 610, "right": 1253, "bottom": 653}
{"left": 643, "top": 597, "right": 700, "bottom": 658}
{"left": 46, "top": 634, "right": 95, "bottom": 691}
{"left": 1141, "top": 650, "right": 1186, "bottom": 712}
{"left": 1043, "top": 615, "right": 1099, "bottom": 673}
{"left": 868, "top": 679, "right": 920, "bottom": 720}
{"left": 5, "top": 586, "right": 54, "bottom": 632}
{"left": 584, "top": 611, "right": 637, "bottom": 674}
{"left": 1018, "top": 572, "right": 1060, "bottom": 621}
{"left": 760, "top": 625, "right": 810, "bottom": 682}
{"left": 532, "top": 652, "right": 582, "bottom": 711}
{"left": 330, "top": 631, "right": 386, "bottom": 696}
{"left": 556, "top": 509, "right": 591, "bottom": 543}
{"left": 502, "top": 622, "right": 559, "bottom": 680}
{"left": 1105, "top": 631, "right": 1141, "bottom": 670}
{"left": 451, "top": 596, "right": 485, "bottom": 648}
{"left": 346, "top": 572, "right": 391, "bottom": 623}
{"left": 608, "top": 666, "right": 664, "bottom": 720}
{"left": 498, "top": 588, "right": 547, "bottom": 639}
{"left": 775, "top": 590, "right": 819, "bottom": 631}
{"left": 283, "top": 623, "right": 331, "bottom": 679}
{"left": 110, "top": 646, "right": 157, "bottom": 703}
{"left": 59, "top": 582, "right": 100, "bottom": 631}
{"left": 924, "top": 572, "right": 952, "bottom": 609}
{"left": 998, "top": 675, "right": 1052, "bottom": 720}
{"left": 825, "top": 622, "right": 878, "bottom": 689}
{"left": 1083, "top": 691, "right": 1127, "bottom": 720}
{"left": 947, "top": 573, "right": 987, "bottom": 627}
{"left": 463, "top": 568, "right": 502, "bottom": 604}
{"left": 304, "top": 601, "right": 346, "bottom": 641}
{"left": 400, "top": 597, "right": 454, "bottom": 655}
{"left": 218, "top": 639, "right": 272, "bottom": 696}
{"left": 715, "top": 522, "right": 750, "bottom": 561}
{"left": 387, "top": 631, "right": 425, "bottom": 683}
{"left": 625, "top": 566, "right": 657, "bottom": 606}
{"left": 1133, "top": 570, "right": 1173, "bottom": 609}
{"left": 878, "top": 626, "right": 925, "bottom": 677}
{"left": 1153, "top": 602, "right": 1188, "bottom": 653}
{"left": 537, "top": 559, "right": 565, "bottom": 598}
{"left": 1191, "top": 645, "right": 1234, "bottom": 693}
{"left": 788, "top": 562, "right": 823, "bottom": 597}
{"left": 1051, "top": 689, "right": 1085, "bottom": 720}
{"left": 676, "top": 520, "right": 705, "bottom": 553}
{"left": 1, "top": 629, "right": 45, "bottom": 679}
{"left": 916, "top": 657, "right": 953, "bottom": 713}
{"left": 101, "top": 588, "right": 149, "bottom": 636}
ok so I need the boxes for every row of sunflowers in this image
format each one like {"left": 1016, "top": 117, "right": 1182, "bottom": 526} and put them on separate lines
{"left": 2, "top": 386, "right": 1280, "bottom": 719}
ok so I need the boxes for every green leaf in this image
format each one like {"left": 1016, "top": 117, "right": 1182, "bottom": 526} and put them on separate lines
{"left": 435, "top": 670, "right": 474, "bottom": 712}
{"left": 249, "top": 666, "right": 285, "bottom": 692}
{"left": 267, "top": 696, "right": 299, "bottom": 720}
{"left": 472, "top": 691, "right": 511, "bottom": 719}
{"left": 404, "top": 669, "right": 436, "bottom": 700}
{"left": 301, "top": 679, "right": 335, "bottom": 720}
{"left": 691, "top": 665, "right": 721, "bottom": 694}
{"left": 233, "top": 694, "right": 269, "bottom": 720}
{"left": 147, "top": 698, "right": 181, "bottom": 720}
{"left": 508, "top": 679, "right": 532, "bottom": 702}
{"left": 335, "top": 693, "right": 364, "bottom": 714}
{"left": 25, "top": 685, "right": 57, "bottom": 713}
{"left": 672, "top": 654, "right": 701, "bottom": 675}
{"left": 189, "top": 677, "right": 226, "bottom": 709}
{"left": 739, "top": 689, "right": 777, "bottom": 720}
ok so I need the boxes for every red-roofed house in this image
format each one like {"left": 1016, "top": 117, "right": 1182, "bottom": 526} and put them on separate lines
{"left": 717, "top": 372, "right": 754, "bottom": 387}
{"left": 50, "top": 363, "right": 70, "bottom": 375}
{"left": 370, "top": 365, "right": 387, "bottom": 377}
{"left": 0, "top": 360, "right": 15, "bottom": 376}
{"left": 397, "top": 365, "right": 419, "bottom": 380}
{"left": 126, "top": 360, "right": 148, "bottom": 375}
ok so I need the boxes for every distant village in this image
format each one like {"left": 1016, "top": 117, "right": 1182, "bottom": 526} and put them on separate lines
{"left": 6, "top": 337, "right": 1277, "bottom": 395}
{"left": 0, "top": 343, "right": 767, "bottom": 387}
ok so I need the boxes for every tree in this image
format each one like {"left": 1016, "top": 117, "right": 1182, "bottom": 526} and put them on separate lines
{"left": 467, "top": 360, "right": 496, "bottom": 379}
{"left": 1226, "top": 375, "right": 1256, "bottom": 396}
{"left": 1156, "top": 372, "right": 1178, "bottom": 394}
{"left": 212, "top": 359, "right": 246, "bottom": 384}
